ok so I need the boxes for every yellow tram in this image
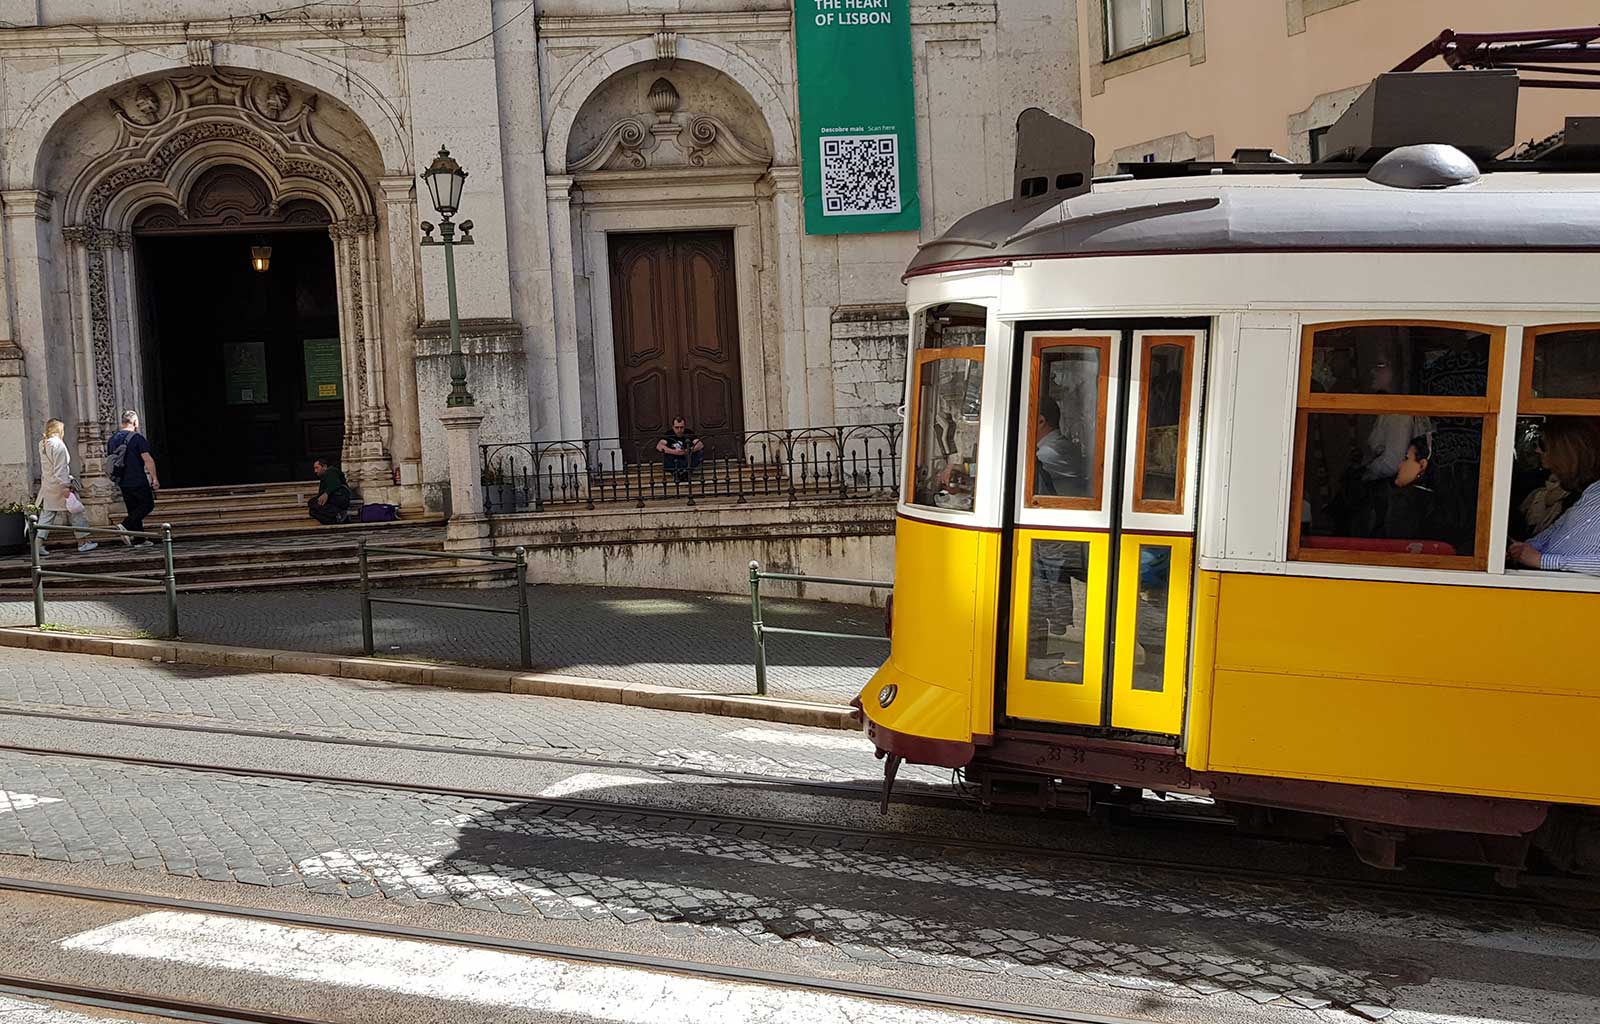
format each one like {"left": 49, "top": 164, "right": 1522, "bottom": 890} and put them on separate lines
{"left": 860, "top": 71, "right": 1600, "bottom": 879}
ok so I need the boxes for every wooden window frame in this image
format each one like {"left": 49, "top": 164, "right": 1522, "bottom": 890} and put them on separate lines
{"left": 1287, "top": 320, "right": 1506, "bottom": 571}
{"left": 1519, "top": 323, "right": 1600, "bottom": 417}
{"left": 1131, "top": 334, "right": 1196, "bottom": 515}
{"left": 1024, "top": 334, "right": 1113, "bottom": 512}
{"left": 904, "top": 346, "right": 987, "bottom": 512}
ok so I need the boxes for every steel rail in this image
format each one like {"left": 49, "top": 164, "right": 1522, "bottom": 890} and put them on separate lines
{"left": 0, "top": 706, "right": 964, "bottom": 809}
{"left": 0, "top": 975, "right": 336, "bottom": 1024}
{"left": 0, "top": 739, "right": 1561, "bottom": 907}
{"left": 0, "top": 876, "right": 1147, "bottom": 1024}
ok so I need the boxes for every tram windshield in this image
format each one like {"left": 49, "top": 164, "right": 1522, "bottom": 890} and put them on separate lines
{"left": 908, "top": 302, "right": 986, "bottom": 512}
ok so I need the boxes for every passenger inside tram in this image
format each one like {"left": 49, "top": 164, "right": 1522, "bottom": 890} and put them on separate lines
{"left": 1034, "top": 395, "right": 1088, "bottom": 497}
{"left": 1299, "top": 324, "right": 1489, "bottom": 558}
{"left": 1507, "top": 416, "right": 1600, "bottom": 575}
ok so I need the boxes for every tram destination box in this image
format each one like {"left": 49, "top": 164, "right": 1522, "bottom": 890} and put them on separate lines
{"left": 1320, "top": 69, "right": 1517, "bottom": 163}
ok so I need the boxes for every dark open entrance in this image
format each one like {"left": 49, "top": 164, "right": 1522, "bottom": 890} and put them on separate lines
{"left": 133, "top": 167, "right": 344, "bottom": 487}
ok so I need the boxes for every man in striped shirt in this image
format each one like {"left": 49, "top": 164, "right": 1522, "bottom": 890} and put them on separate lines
{"left": 1508, "top": 417, "right": 1600, "bottom": 576}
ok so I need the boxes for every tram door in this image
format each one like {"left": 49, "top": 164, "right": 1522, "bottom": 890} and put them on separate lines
{"left": 1004, "top": 329, "right": 1205, "bottom": 737}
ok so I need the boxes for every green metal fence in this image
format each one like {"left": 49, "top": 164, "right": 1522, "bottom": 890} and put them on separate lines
{"left": 747, "top": 560, "right": 891, "bottom": 696}
{"left": 27, "top": 514, "right": 179, "bottom": 638}
{"left": 358, "top": 540, "right": 532, "bottom": 669}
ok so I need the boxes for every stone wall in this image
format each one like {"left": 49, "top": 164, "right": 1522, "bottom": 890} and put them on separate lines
{"left": 414, "top": 318, "right": 530, "bottom": 514}
{"left": 830, "top": 305, "right": 909, "bottom": 427}
{"left": 484, "top": 500, "right": 896, "bottom": 606}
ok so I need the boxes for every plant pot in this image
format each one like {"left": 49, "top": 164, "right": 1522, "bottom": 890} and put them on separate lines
{"left": 485, "top": 483, "right": 517, "bottom": 514}
{"left": 0, "top": 512, "right": 25, "bottom": 556}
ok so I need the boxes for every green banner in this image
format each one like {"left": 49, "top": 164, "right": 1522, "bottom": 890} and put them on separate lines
{"left": 303, "top": 337, "right": 343, "bottom": 402}
{"left": 223, "top": 342, "right": 268, "bottom": 405}
{"left": 794, "top": 0, "right": 919, "bottom": 235}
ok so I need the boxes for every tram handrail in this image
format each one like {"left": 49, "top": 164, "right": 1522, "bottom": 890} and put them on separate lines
{"left": 26, "top": 514, "right": 179, "bottom": 638}
{"left": 357, "top": 539, "right": 532, "bottom": 669}
{"left": 747, "top": 560, "right": 891, "bottom": 697}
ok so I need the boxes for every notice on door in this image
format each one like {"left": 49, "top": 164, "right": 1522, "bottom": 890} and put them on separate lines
{"left": 224, "top": 342, "right": 268, "bottom": 405}
{"left": 303, "top": 338, "right": 342, "bottom": 401}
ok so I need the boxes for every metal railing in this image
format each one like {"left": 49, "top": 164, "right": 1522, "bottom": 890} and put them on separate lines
{"left": 358, "top": 540, "right": 532, "bottom": 669}
{"left": 479, "top": 423, "right": 901, "bottom": 514}
{"left": 26, "top": 514, "right": 179, "bottom": 638}
{"left": 748, "top": 560, "right": 891, "bottom": 696}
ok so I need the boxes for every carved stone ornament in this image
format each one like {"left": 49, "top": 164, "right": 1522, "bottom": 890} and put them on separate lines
{"left": 570, "top": 79, "right": 770, "bottom": 173}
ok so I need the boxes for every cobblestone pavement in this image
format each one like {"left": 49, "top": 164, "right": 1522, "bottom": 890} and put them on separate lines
{"left": 0, "top": 583, "right": 883, "bottom": 703}
{"left": 2, "top": 751, "right": 1597, "bottom": 1021}
{"left": 0, "top": 649, "right": 915, "bottom": 785}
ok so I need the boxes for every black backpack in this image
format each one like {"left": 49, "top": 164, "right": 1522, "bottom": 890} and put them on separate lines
{"left": 105, "top": 434, "right": 130, "bottom": 482}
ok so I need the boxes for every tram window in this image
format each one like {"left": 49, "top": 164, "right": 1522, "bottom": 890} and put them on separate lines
{"left": 1291, "top": 322, "right": 1503, "bottom": 569}
{"left": 1509, "top": 328, "right": 1600, "bottom": 568}
{"left": 1027, "top": 338, "right": 1109, "bottom": 509}
{"left": 1309, "top": 323, "right": 1492, "bottom": 397}
{"left": 1132, "top": 544, "right": 1172, "bottom": 693}
{"left": 1134, "top": 338, "right": 1193, "bottom": 512}
{"left": 907, "top": 303, "right": 987, "bottom": 513}
{"left": 1026, "top": 539, "right": 1091, "bottom": 684}
{"left": 1524, "top": 326, "right": 1600, "bottom": 402}
{"left": 1298, "top": 414, "right": 1483, "bottom": 559}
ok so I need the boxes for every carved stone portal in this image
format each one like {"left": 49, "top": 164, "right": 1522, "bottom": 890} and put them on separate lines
{"left": 58, "top": 70, "right": 389, "bottom": 490}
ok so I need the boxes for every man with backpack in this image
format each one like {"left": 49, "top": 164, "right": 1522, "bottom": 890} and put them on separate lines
{"left": 106, "top": 410, "right": 159, "bottom": 545}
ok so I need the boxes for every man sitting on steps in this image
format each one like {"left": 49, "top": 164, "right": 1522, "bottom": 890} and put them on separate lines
{"left": 307, "top": 458, "right": 353, "bottom": 525}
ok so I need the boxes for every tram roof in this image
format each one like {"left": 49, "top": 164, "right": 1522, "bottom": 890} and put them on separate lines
{"left": 909, "top": 68, "right": 1600, "bottom": 280}
{"left": 905, "top": 167, "right": 1600, "bottom": 279}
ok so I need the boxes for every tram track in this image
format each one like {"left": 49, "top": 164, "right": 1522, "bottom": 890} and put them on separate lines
{"left": 0, "top": 875, "right": 1148, "bottom": 1024}
{"left": 0, "top": 733, "right": 1564, "bottom": 908}
{"left": 0, "top": 974, "right": 334, "bottom": 1024}
{"left": 0, "top": 705, "right": 965, "bottom": 808}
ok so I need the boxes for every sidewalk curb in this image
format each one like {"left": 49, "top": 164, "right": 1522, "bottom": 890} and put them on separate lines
{"left": 0, "top": 628, "right": 862, "bottom": 732}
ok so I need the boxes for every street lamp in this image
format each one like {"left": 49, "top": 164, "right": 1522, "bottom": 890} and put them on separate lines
{"left": 419, "top": 146, "right": 476, "bottom": 408}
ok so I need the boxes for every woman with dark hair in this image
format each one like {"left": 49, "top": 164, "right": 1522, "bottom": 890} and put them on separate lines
{"left": 1508, "top": 417, "right": 1600, "bottom": 575}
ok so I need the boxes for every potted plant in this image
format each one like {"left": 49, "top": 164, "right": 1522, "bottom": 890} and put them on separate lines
{"left": 0, "top": 499, "right": 37, "bottom": 556}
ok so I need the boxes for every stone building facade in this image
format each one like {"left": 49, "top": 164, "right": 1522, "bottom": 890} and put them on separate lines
{"left": 0, "top": 0, "right": 1078, "bottom": 516}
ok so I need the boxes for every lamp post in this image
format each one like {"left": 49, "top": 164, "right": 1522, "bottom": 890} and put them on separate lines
{"left": 419, "top": 146, "right": 476, "bottom": 408}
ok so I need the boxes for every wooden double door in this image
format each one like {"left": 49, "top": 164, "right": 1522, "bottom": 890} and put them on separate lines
{"left": 609, "top": 231, "right": 744, "bottom": 448}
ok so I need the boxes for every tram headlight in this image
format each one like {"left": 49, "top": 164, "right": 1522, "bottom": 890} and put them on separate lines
{"left": 878, "top": 683, "right": 898, "bottom": 708}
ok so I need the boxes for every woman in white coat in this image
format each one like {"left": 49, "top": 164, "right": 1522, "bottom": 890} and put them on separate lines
{"left": 35, "top": 419, "right": 97, "bottom": 554}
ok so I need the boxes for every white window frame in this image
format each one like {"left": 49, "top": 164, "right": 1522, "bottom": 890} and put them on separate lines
{"left": 1105, "top": 0, "right": 1188, "bottom": 60}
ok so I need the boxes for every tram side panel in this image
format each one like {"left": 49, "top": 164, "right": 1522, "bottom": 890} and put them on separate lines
{"left": 864, "top": 515, "right": 1001, "bottom": 762}
{"left": 1186, "top": 572, "right": 1600, "bottom": 807}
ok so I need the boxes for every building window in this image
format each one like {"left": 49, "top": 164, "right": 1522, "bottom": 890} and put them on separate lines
{"left": 1508, "top": 326, "right": 1600, "bottom": 571}
{"left": 1105, "top": 0, "right": 1188, "bottom": 59}
{"left": 1290, "top": 321, "right": 1504, "bottom": 570}
{"left": 907, "top": 302, "right": 987, "bottom": 513}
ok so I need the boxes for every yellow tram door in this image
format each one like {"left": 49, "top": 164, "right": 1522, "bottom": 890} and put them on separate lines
{"left": 1005, "top": 330, "right": 1205, "bottom": 738}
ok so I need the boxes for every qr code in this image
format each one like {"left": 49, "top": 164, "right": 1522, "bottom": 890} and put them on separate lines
{"left": 821, "top": 133, "right": 901, "bottom": 216}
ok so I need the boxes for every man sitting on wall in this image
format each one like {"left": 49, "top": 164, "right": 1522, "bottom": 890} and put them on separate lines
{"left": 656, "top": 416, "right": 705, "bottom": 483}
{"left": 308, "top": 458, "right": 353, "bottom": 525}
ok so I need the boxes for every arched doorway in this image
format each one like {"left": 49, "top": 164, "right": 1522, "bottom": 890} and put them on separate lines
{"left": 38, "top": 69, "right": 395, "bottom": 500}
{"left": 133, "top": 166, "right": 342, "bottom": 485}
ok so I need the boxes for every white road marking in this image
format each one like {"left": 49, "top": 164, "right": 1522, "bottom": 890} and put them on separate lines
{"left": 0, "top": 790, "right": 62, "bottom": 814}
{"left": 721, "top": 728, "right": 872, "bottom": 752}
{"left": 61, "top": 911, "right": 1019, "bottom": 1024}
{"left": 539, "top": 772, "right": 669, "bottom": 798}
{"left": 0, "top": 994, "right": 135, "bottom": 1024}
{"left": 298, "top": 848, "right": 646, "bottom": 915}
